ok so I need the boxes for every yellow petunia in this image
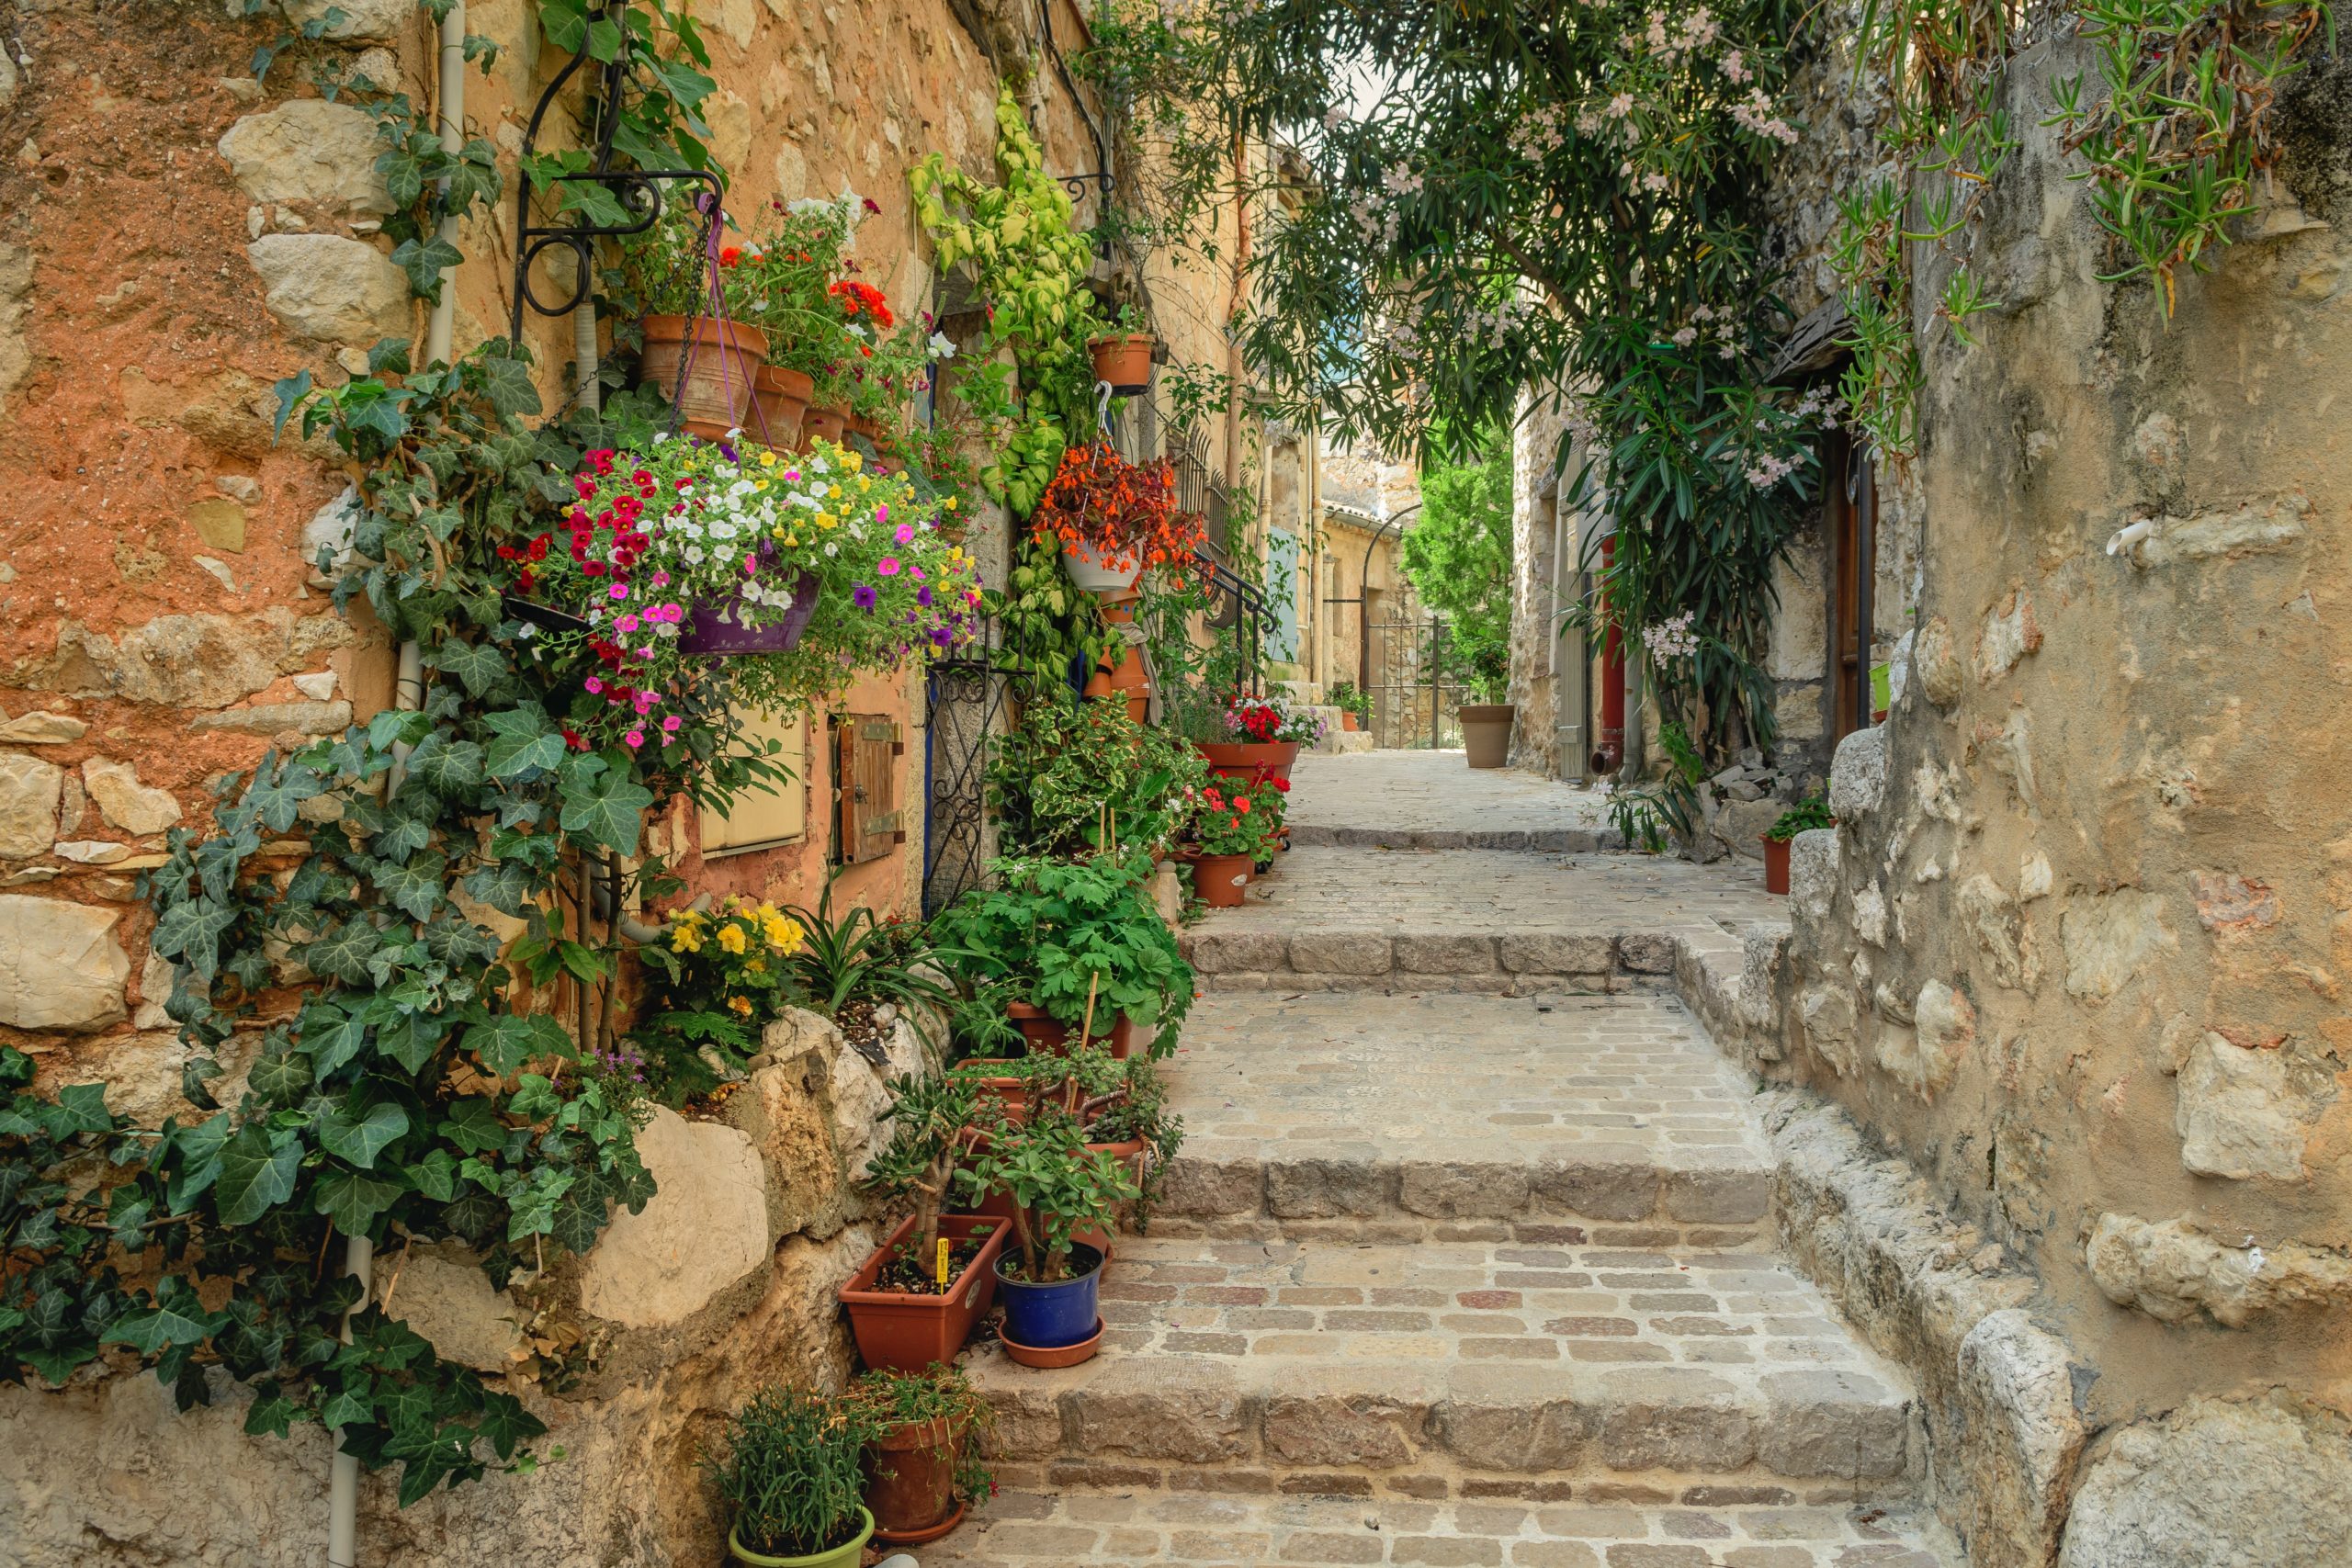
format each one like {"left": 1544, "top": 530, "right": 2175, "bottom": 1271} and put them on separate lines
{"left": 759, "top": 451, "right": 777, "bottom": 468}
{"left": 763, "top": 916, "right": 805, "bottom": 954}
{"left": 827, "top": 484, "right": 842, "bottom": 500}
{"left": 842, "top": 451, "right": 863, "bottom": 473}
{"left": 944, "top": 496, "right": 958, "bottom": 512}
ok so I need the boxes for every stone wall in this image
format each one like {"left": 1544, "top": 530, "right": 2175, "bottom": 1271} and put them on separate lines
{"left": 1744, "top": 37, "right": 2352, "bottom": 1566}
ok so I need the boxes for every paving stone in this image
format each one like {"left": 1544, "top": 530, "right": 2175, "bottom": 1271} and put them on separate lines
{"left": 1294, "top": 931, "right": 1397, "bottom": 974}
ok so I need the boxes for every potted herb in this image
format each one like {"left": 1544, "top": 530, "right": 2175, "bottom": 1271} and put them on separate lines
{"left": 933, "top": 855, "right": 1194, "bottom": 1058}
{"left": 1029, "top": 438, "right": 1207, "bottom": 597}
{"left": 776, "top": 877, "right": 958, "bottom": 1054}
{"left": 843, "top": 1365, "right": 995, "bottom": 1546}
{"left": 705, "top": 1385, "right": 876, "bottom": 1567}
{"left": 963, "top": 1110, "right": 1140, "bottom": 1366}
{"left": 840, "top": 1075, "right": 1009, "bottom": 1371}
{"left": 1760, "top": 794, "right": 1836, "bottom": 895}
{"left": 1190, "top": 779, "right": 1279, "bottom": 908}
{"left": 1329, "top": 678, "right": 1372, "bottom": 732}
{"left": 1198, "top": 692, "right": 1323, "bottom": 781}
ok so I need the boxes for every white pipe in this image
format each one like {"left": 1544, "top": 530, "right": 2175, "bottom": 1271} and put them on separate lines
{"left": 574, "top": 249, "right": 600, "bottom": 414}
{"left": 424, "top": 2, "right": 466, "bottom": 369}
{"left": 324, "top": 1234, "right": 373, "bottom": 1568}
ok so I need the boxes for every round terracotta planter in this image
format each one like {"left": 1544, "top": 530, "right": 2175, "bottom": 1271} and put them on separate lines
{"left": 1459, "top": 704, "right": 1515, "bottom": 769}
{"left": 1000, "top": 1314, "right": 1105, "bottom": 1370}
{"left": 1340, "top": 711, "right": 1360, "bottom": 732}
{"left": 746, "top": 365, "right": 813, "bottom": 450}
{"left": 1762, "top": 835, "right": 1792, "bottom": 896}
{"left": 639, "top": 315, "right": 767, "bottom": 431}
{"left": 1087, "top": 333, "right": 1156, "bottom": 391}
{"left": 799, "top": 406, "right": 850, "bottom": 450}
{"left": 1195, "top": 740, "right": 1301, "bottom": 783}
{"left": 1193, "top": 852, "right": 1252, "bottom": 908}
{"left": 844, "top": 412, "right": 899, "bottom": 473}
{"left": 864, "top": 1415, "right": 962, "bottom": 1542}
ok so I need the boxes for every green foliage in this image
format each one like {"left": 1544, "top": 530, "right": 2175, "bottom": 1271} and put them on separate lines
{"left": 1400, "top": 432, "right": 1514, "bottom": 705}
{"left": 1327, "top": 680, "right": 1372, "bottom": 723}
{"left": 933, "top": 856, "right": 1193, "bottom": 1054}
{"left": 1764, "top": 793, "right": 1837, "bottom": 841}
{"left": 775, "top": 880, "right": 958, "bottom": 1036}
{"left": 843, "top": 1364, "right": 996, "bottom": 1506}
{"left": 988, "top": 689, "right": 1208, "bottom": 860}
{"left": 958, "top": 1108, "right": 1138, "bottom": 1284}
{"left": 1604, "top": 721, "right": 1708, "bottom": 854}
{"left": 863, "top": 1074, "right": 989, "bottom": 1265}
{"left": 705, "top": 1385, "right": 873, "bottom": 1559}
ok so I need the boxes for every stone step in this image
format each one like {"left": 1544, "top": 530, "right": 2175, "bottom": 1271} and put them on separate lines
{"left": 1154, "top": 992, "right": 1774, "bottom": 1241}
{"left": 967, "top": 1239, "right": 1921, "bottom": 1502}
{"left": 927, "top": 1483, "right": 1961, "bottom": 1566}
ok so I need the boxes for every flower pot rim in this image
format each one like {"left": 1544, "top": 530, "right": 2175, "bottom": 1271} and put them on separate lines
{"left": 1457, "top": 704, "right": 1518, "bottom": 720}
{"left": 993, "top": 1239, "right": 1106, "bottom": 1290}
{"left": 728, "top": 1506, "right": 875, "bottom": 1567}
{"left": 838, "top": 1212, "right": 1007, "bottom": 1306}
{"left": 641, "top": 312, "right": 770, "bottom": 354}
{"left": 997, "top": 1314, "right": 1106, "bottom": 1369}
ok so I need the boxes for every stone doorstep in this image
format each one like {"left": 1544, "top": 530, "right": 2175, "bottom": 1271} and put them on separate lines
{"left": 1157, "top": 1153, "right": 1776, "bottom": 1231}
{"left": 1289, "top": 825, "right": 1629, "bottom": 852}
{"left": 924, "top": 1484, "right": 1962, "bottom": 1567}
{"left": 1182, "top": 930, "right": 1698, "bottom": 993}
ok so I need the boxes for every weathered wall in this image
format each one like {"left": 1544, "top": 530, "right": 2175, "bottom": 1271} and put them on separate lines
{"left": 1749, "top": 36, "right": 2352, "bottom": 1565}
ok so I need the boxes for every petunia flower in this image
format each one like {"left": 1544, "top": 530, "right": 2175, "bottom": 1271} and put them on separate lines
{"left": 853, "top": 584, "right": 878, "bottom": 609}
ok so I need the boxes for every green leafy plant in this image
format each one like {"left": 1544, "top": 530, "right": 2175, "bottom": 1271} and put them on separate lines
{"left": 1400, "top": 427, "right": 1514, "bottom": 705}
{"left": 1604, "top": 721, "right": 1710, "bottom": 855}
{"left": 1192, "top": 778, "right": 1283, "bottom": 862}
{"left": 1083, "top": 1056, "right": 1184, "bottom": 1229}
{"left": 1328, "top": 680, "right": 1372, "bottom": 723}
{"left": 842, "top": 1364, "right": 997, "bottom": 1508}
{"left": 1764, "top": 793, "right": 1837, "bottom": 841}
{"left": 989, "top": 690, "right": 1207, "bottom": 860}
{"left": 933, "top": 855, "right": 1194, "bottom": 1055}
{"left": 777, "top": 879, "right": 958, "bottom": 1043}
{"left": 863, "top": 1074, "right": 989, "bottom": 1272}
{"left": 958, "top": 1109, "right": 1139, "bottom": 1284}
{"left": 704, "top": 1385, "right": 874, "bottom": 1558}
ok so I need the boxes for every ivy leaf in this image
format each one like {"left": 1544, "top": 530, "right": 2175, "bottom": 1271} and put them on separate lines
{"left": 271, "top": 368, "right": 315, "bottom": 445}
{"left": 180, "top": 1052, "right": 224, "bottom": 1111}
{"left": 410, "top": 1146, "right": 458, "bottom": 1202}
{"left": 318, "top": 1102, "right": 410, "bottom": 1169}
{"left": 505, "top": 1074, "right": 560, "bottom": 1121}
{"left": 217, "top": 1125, "right": 302, "bottom": 1225}
{"left": 301, "top": 1005, "right": 374, "bottom": 1079}
{"left": 476, "top": 1391, "right": 545, "bottom": 1459}
{"left": 247, "top": 1047, "right": 313, "bottom": 1107}
{"left": 465, "top": 1013, "right": 575, "bottom": 1077}
{"left": 371, "top": 811, "right": 435, "bottom": 863}
{"left": 476, "top": 352, "right": 542, "bottom": 421}
{"left": 245, "top": 1388, "right": 301, "bottom": 1438}
{"left": 558, "top": 768, "right": 654, "bottom": 856}
{"left": 440, "top": 1099, "right": 506, "bottom": 1155}
{"left": 405, "top": 731, "right": 486, "bottom": 795}
{"left": 51, "top": 1082, "right": 114, "bottom": 1135}
{"left": 433, "top": 640, "right": 508, "bottom": 698}
{"left": 483, "top": 708, "right": 565, "bottom": 779}
{"left": 152, "top": 898, "right": 239, "bottom": 983}
{"left": 460, "top": 859, "right": 536, "bottom": 918}
{"left": 312, "top": 1168, "right": 404, "bottom": 1235}
{"left": 390, "top": 235, "right": 465, "bottom": 303}
{"left": 370, "top": 852, "right": 449, "bottom": 922}
{"left": 247, "top": 758, "right": 324, "bottom": 833}
{"left": 304, "top": 921, "right": 383, "bottom": 987}
{"left": 545, "top": 1182, "right": 611, "bottom": 1256}
{"left": 103, "top": 1299, "right": 222, "bottom": 1357}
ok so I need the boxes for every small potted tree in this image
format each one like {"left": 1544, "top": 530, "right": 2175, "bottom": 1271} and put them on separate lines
{"left": 843, "top": 1365, "right": 995, "bottom": 1546}
{"left": 839, "top": 1075, "right": 1009, "bottom": 1372}
{"left": 964, "top": 1110, "right": 1140, "bottom": 1367}
{"left": 1190, "top": 779, "right": 1279, "bottom": 908}
{"left": 1760, "top": 794, "right": 1836, "bottom": 895}
{"left": 706, "top": 1386, "right": 876, "bottom": 1567}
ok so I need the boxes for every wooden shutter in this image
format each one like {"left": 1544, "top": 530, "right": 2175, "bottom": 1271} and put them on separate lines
{"left": 700, "top": 709, "right": 808, "bottom": 854}
{"left": 834, "top": 714, "right": 904, "bottom": 865}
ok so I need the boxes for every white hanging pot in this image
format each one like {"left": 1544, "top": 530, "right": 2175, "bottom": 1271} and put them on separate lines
{"left": 1060, "top": 538, "right": 1143, "bottom": 595}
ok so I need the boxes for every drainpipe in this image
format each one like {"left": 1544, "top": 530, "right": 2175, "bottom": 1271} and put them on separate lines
{"left": 335, "top": 8, "right": 463, "bottom": 1560}
{"left": 1590, "top": 531, "right": 1625, "bottom": 776}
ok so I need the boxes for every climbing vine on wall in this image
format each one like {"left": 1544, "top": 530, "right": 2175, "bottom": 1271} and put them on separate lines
{"left": 0, "top": 0, "right": 764, "bottom": 1504}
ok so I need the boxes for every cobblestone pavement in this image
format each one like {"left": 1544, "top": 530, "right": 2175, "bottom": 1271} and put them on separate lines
{"left": 926, "top": 1489, "right": 1956, "bottom": 1567}
{"left": 1284, "top": 750, "right": 1616, "bottom": 848}
{"left": 1164, "top": 991, "right": 1769, "bottom": 1180}
{"left": 1213, "top": 847, "right": 1779, "bottom": 938}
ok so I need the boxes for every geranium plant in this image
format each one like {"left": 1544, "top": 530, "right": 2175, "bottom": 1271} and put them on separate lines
{"left": 1193, "top": 779, "right": 1282, "bottom": 862}
{"left": 1030, "top": 439, "right": 1207, "bottom": 584}
{"left": 1223, "top": 692, "right": 1325, "bottom": 746}
{"left": 516, "top": 435, "right": 983, "bottom": 747}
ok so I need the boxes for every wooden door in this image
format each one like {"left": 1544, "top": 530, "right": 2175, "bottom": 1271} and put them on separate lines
{"left": 1826, "top": 432, "right": 1871, "bottom": 740}
{"left": 833, "top": 714, "right": 904, "bottom": 865}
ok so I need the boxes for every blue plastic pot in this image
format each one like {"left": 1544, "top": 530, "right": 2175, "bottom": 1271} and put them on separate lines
{"left": 994, "top": 1243, "right": 1103, "bottom": 1349}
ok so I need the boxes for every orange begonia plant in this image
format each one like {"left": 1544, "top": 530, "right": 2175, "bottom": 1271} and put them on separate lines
{"left": 1029, "top": 439, "right": 1209, "bottom": 587}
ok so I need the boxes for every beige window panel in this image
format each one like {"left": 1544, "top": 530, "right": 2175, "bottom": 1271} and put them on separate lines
{"left": 699, "top": 709, "right": 810, "bottom": 856}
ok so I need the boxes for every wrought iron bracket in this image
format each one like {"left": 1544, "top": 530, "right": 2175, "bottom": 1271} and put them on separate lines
{"left": 505, "top": 13, "right": 722, "bottom": 346}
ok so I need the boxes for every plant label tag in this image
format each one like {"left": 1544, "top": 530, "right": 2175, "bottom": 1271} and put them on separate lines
{"left": 936, "top": 1238, "right": 951, "bottom": 1286}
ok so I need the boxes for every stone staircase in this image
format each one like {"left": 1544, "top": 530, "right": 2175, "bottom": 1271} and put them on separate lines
{"left": 939, "top": 833, "right": 1961, "bottom": 1566}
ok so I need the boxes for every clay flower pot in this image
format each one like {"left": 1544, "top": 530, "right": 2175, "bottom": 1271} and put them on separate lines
{"left": 746, "top": 365, "right": 814, "bottom": 450}
{"left": 1762, "top": 835, "right": 1792, "bottom": 896}
{"left": 1340, "top": 711, "right": 1360, "bottom": 732}
{"left": 799, "top": 406, "right": 850, "bottom": 450}
{"left": 1193, "top": 852, "right": 1252, "bottom": 908}
{"left": 864, "top": 1416, "right": 966, "bottom": 1544}
{"left": 639, "top": 315, "right": 767, "bottom": 430}
{"left": 1195, "top": 740, "right": 1301, "bottom": 783}
{"left": 1005, "top": 1000, "right": 1133, "bottom": 1060}
{"left": 1459, "top": 704, "right": 1515, "bottom": 769}
{"left": 1087, "top": 332, "right": 1156, "bottom": 391}
{"left": 837, "top": 1213, "right": 1009, "bottom": 1372}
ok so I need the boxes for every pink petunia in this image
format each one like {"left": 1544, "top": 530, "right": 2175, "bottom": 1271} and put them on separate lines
{"left": 583, "top": 676, "right": 605, "bottom": 694}
{"left": 662, "top": 716, "right": 684, "bottom": 733}
{"left": 651, "top": 570, "right": 671, "bottom": 587}
{"left": 615, "top": 614, "right": 640, "bottom": 634}
{"left": 608, "top": 581, "right": 628, "bottom": 599}
{"left": 624, "top": 728, "right": 645, "bottom": 749}
{"left": 877, "top": 557, "right": 900, "bottom": 576}
{"left": 895, "top": 523, "right": 915, "bottom": 543}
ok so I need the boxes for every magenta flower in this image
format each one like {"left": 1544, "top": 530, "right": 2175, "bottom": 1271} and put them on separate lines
{"left": 895, "top": 523, "right": 915, "bottom": 543}
{"left": 608, "top": 581, "right": 629, "bottom": 599}
{"left": 878, "top": 557, "right": 900, "bottom": 576}
{"left": 624, "top": 728, "right": 645, "bottom": 749}
{"left": 584, "top": 676, "right": 605, "bottom": 694}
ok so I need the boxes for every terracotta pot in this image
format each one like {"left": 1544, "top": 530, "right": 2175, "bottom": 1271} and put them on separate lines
{"left": 747, "top": 365, "right": 814, "bottom": 450}
{"left": 1195, "top": 740, "right": 1302, "bottom": 783}
{"left": 800, "top": 406, "right": 850, "bottom": 449}
{"left": 639, "top": 315, "right": 767, "bottom": 430}
{"left": 1061, "top": 538, "right": 1144, "bottom": 595}
{"left": 1762, "top": 835, "right": 1792, "bottom": 896}
{"left": 1460, "top": 704, "right": 1515, "bottom": 769}
{"left": 844, "top": 412, "right": 900, "bottom": 474}
{"left": 1341, "top": 711, "right": 1360, "bottom": 732}
{"left": 838, "top": 1213, "right": 1009, "bottom": 1372}
{"left": 999, "top": 1314, "right": 1105, "bottom": 1370}
{"left": 864, "top": 1415, "right": 961, "bottom": 1541}
{"left": 1087, "top": 332, "right": 1156, "bottom": 390}
{"left": 1006, "top": 1001, "right": 1133, "bottom": 1061}
{"left": 1193, "top": 852, "right": 1252, "bottom": 908}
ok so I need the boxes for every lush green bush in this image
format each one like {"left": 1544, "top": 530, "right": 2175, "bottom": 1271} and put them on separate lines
{"left": 1400, "top": 430, "right": 1514, "bottom": 705}
{"left": 989, "top": 691, "right": 1207, "bottom": 861}
{"left": 705, "top": 1385, "right": 872, "bottom": 1557}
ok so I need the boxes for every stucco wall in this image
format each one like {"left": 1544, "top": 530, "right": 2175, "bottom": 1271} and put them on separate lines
{"left": 1753, "top": 37, "right": 2352, "bottom": 1557}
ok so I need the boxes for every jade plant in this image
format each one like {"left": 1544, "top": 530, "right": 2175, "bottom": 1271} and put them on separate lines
{"left": 958, "top": 1107, "right": 1139, "bottom": 1284}
{"left": 863, "top": 1074, "right": 989, "bottom": 1271}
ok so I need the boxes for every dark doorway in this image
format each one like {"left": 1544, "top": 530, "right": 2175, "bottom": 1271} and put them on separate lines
{"left": 1826, "top": 431, "right": 1875, "bottom": 741}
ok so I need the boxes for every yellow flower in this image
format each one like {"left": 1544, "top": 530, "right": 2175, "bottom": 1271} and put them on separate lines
{"left": 944, "top": 496, "right": 958, "bottom": 512}
{"left": 843, "top": 451, "right": 864, "bottom": 473}
{"left": 763, "top": 916, "right": 805, "bottom": 954}
{"left": 670, "top": 924, "right": 704, "bottom": 953}
{"left": 759, "top": 451, "right": 777, "bottom": 468}
{"left": 856, "top": 477, "right": 872, "bottom": 493}
{"left": 717, "top": 924, "right": 748, "bottom": 954}
{"left": 827, "top": 484, "right": 842, "bottom": 500}
{"left": 728, "top": 995, "right": 753, "bottom": 1016}
{"left": 816, "top": 512, "right": 839, "bottom": 531}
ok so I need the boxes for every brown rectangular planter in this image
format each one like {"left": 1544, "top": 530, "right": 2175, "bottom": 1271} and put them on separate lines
{"left": 839, "top": 1212, "right": 1007, "bottom": 1372}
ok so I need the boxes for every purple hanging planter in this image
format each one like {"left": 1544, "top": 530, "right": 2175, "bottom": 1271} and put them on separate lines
{"left": 677, "top": 571, "right": 822, "bottom": 656}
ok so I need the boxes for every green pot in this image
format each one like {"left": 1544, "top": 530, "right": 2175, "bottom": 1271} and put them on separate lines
{"left": 728, "top": 1508, "right": 876, "bottom": 1568}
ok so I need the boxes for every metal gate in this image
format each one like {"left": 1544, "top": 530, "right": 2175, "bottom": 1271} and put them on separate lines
{"left": 1364, "top": 615, "right": 1465, "bottom": 750}
{"left": 921, "top": 637, "right": 1011, "bottom": 917}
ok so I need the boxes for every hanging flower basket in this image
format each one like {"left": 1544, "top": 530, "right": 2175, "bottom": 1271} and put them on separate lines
{"left": 1087, "top": 332, "right": 1156, "bottom": 391}
{"left": 1032, "top": 440, "right": 1205, "bottom": 597}
{"left": 677, "top": 570, "right": 822, "bottom": 656}
{"left": 639, "top": 315, "right": 768, "bottom": 430}
{"left": 1061, "top": 537, "right": 1143, "bottom": 594}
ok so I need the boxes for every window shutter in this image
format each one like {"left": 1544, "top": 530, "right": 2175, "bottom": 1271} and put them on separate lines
{"left": 699, "top": 709, "right": 808, "bottom": 854}
{"left": 834, "top": 714, "right": 903, "bottom": 865}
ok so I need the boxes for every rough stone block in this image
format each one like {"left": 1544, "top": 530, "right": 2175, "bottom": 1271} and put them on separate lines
{"left": 218, "top": 99, "right": 395, "bottom": 215}
{"left": 1662, "top": 1168, "right": 1770, "bottom": 1224}
{"left": 1399, "top": 1162, "right": 1532, "bottom": 1219}
{"left": 1497, "top": 934, "right": 1615, "bottom": 975}
{"left": 1755, "top": 1370, "right": 1911, "bottom": 1479}
{"left": 1187, "top": 931, "right": 1294, "bottom": 976}
{"left": 576, "top": 1107, "right": 767, "bottom": 1328}
{"left": 1264, "top": 1390, "right": 1430, "bottom": 1468}
{"left": 0, "top": 897, "right": 130, "bottom": 1031}
{"left": 386, "top": 1244, "right": 526, "bottom": 1371}
{"left": 1595, "top": 1370, "right": 1756, "bottom": 1472}
{"left": 1534, "top": 1157, "right": 1661, "bottom": 1221}
{"left": 1616, "top": 933, "right": 1676, "bottom": 975}
{"left": 244, "top": 234, "right": 411, "bottom": 345}
{"left": 1159, "top": 1156, "right": 1265, "bottom": 1216}
{"left": 1268, "top": 1158, "right": 1393, "bottom": 1219}
{"left": 1433, "top": 1380, "right": 1595, "bottom": 1472}
{"left": 1826, "top": 726, "right": 1886, "bottom": 821}
{"left": 187, "top": 700, "right": 354, "bottom": 737}
{"left": 1061, "top": 1369, "right": 1252, "bottom": 1462}
{"left": 80, "top": 758, "right": 181, "bottom": 836}
{"left": 1289, "top": 932, "right": 1394, "bottom": 976}
{"left": 1396, "top": 934, "right": 1498, "bottom": 974}
{"left": 0, "top": 751, "right": 62, "bottom": 859}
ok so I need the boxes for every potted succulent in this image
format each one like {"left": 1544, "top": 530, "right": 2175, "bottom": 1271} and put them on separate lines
{"left": 1760, "top": 793, "right": 1836, "bottom": 895}
{"left": 705, "top": 1385, "right": 876, "bottom": 1568}
{"left": 1087, "top": 305, "right": 1157, "bottom": 390}
{"left": 1198, "top": 692, "right": 1323, "bottom": 781}
{"left": 933, "top": 855, "right": 1194, "bottom": 1059}
{"left": 841, "top": 1075, "right": 1010, "bottom": 1371}
{"left": 956, "top": 1046, "right": 1143, "bottom": 1257}
{"left": 1190, "top": 778, "right": 1279, "bottom": 908}
{"left": 842, "top": 1365, "right": 995, "bottom": 1546}
{"left": 1030, "top": 438, "right": 1207, "bottom": 597}
{"left": 963, "top": 1110, "right": 1140, "bottom": 1367}
{"left": 514, "top": 436, "right": 984, "bottom": 750}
